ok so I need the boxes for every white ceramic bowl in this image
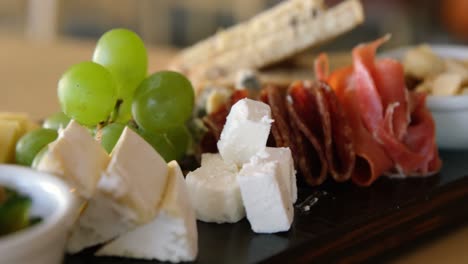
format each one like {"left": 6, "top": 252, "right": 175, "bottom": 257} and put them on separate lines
{"left": 382, "top": 45, "right": 468, "bottom": 149}
{"left": 0, "top": 165, "right": 77, "bottom": 264}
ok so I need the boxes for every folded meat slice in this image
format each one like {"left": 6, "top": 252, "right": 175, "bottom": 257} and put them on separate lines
{"left": 287, "top": 80, "right": 355, "bottom": 184}
{"left": 327, "top": 64, "right": 393, "bottom": 186}
{"left": 286, "top": 83, "right": 328, "bottom": 186}
{"left": 351, "top": 37, "right": 441, "bottom": 175}
{"left": 322, "top": 36, "right": 441, "bottom": 180}
{"left": 260, "top": 86, "right": 291, "bottom": 149}
{"left": 403, "top": 92, "right": 442, "bottom": 175}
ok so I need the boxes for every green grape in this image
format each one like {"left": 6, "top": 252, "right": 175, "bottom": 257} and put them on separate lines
{"left": 138, "top": 125, "right": 191, "bottom": 162}
{"left": 58, "top": 61, "right": 117, "bottom": 126}
{"left": 139, "top": 129, "right": 178, "bottom": 162}
{"left": 15, "top": 128, "right": 58, "bottom": 166}
{"left": 31, "top": 146, "right": 48, "bottom": 169}
{"left": 132, "top": 71, "right": 194, "bottom": 132}
{"left": 43, "top": 111, "right": 70, "bottom": 130}
{"left": 100, "top": 123, "right": 126, "bottom": 154}
{"left": 93, "top": 28, "right": 147, "bottom": 102}
{"left": 166, "top": 125, "right": 192, "bottom": 157}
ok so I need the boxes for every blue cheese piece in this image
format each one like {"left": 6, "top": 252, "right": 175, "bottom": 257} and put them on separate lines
{"left": 67, "top": 127, "right": 169, "bottom": 253}
{"left": 185, "top": 153, "right": 245, "bottom": 223}
{"left": 217, "top": 98, "right": 273, "bottom": 166}
{"left": 96, "top": 161, "right": 198, "bottom": 262}
{"left": 237, "top": 159, "right": 293, "bottom": 233}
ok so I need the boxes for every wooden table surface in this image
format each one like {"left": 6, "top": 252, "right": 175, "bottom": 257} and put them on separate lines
{"left": 1, "top": 36, "right": 467, "bottom": 263}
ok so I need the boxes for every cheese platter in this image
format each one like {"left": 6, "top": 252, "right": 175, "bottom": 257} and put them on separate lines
{"left": 2, "top": 0, "right": 468, "bottom": 263}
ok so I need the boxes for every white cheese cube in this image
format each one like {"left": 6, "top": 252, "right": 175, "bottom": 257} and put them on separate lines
{"left": 96, "top": 161, "right": 198, "bottom": 262}
{"left": 67, "top": 127, "right": 169, "bottom": 253}
{"left": 238, "top": 160, "right": 294, "bottom": 233}
{"left": 252, "top": 147, "right": 297, "bottom": 203}
{"left": 37, "top": 120, "right": 109, "bottom": 198}
{"left": 186, "top": 153, "right": 245, "bottom": 223}
{"left": 217, "top": 98, "right": 273, "bottom": 166}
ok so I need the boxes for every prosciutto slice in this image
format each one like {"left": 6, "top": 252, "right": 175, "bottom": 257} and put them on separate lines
{"left": 320, "top": 36, "right": 441, "bottom": 182}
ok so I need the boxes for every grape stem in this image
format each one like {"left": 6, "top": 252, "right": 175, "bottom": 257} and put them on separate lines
{"left": 0, "top": 187, "right": 5, "bottom": 205}
{"left": 109, "top": 99, "right": 124, "bottom": 124}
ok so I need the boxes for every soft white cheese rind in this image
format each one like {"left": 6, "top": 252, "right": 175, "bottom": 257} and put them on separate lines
{"left": 237, "top": 160, "right": 294, "bottom": 233}
{"left": 67, "top": 127, "right": 169, "bottom": 253}
{"left": 185, "top": 153, "right": 245, "bottom": 223}
{"left": 37, "top": 120, "right": 109, "bottom": 199}
{"left": 217, "top": 98, "right": 272, "bottom": 166}
{"left": 100, "top": 127, "right": 169, "bottom": 222}
{"left": 66, "top": 193, "right": 138, "bottom": 253}
{"left": 96, "top": 161, "right": 198, "bottom": 262}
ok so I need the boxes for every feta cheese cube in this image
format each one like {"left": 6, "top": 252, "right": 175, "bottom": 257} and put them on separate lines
{"left": 96, "top": 161, "right": 198, "bottom": 262}
{"left": 238, "top": 160, "right": 294, "bottom": 233}
{"left": 217, "top": 98, "right": 273, "bottom": 166}
{"left": 252, "top": 147, "right": 297, "bottom": 203}
{"left": 185, "top": 153, "right": 245, "bottom": 223}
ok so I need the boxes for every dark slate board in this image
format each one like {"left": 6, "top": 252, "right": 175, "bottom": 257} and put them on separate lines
{"left": 65, "top": 150, "right": 468, "bottom": 264}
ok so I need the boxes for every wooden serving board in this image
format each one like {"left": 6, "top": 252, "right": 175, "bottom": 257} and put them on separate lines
{"left": 65, "top": 150, "right": 468, "bottom": 264}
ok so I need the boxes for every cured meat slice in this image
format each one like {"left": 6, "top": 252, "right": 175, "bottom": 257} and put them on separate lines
{"left": 261, "top": 85, "right": 323, "bottom": 185}
{"left": 286, "top": 90, "right": 328, "bottom": 186}
{"left": 260, "top": 86, "right": 289, "bottom": 148}
{"left": 340, "top": 86, "right": 393, "bottom": 185}
{"left": 403, "top": 92, "right": 442, "bottom": 175}
{"left": 287, "top": 81, "right": 355, "bottom": 183}
{"left": 327, "top": 66, "right": 393, "bottom": 186}
{"left": 323, "top": 36, "right": 441, "bottom": 180}
{"left": 351, "top": 37, "right": 440, "bottom": 175}
{"left": 320, "top": 83, "right": 356, "bottom": 182}
{"left": 374, "top": 58, "right": 409, "bottom": 140}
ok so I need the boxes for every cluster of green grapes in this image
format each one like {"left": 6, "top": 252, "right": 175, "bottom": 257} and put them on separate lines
{"left": 15, "top": 29, "right": 194, "bottom": 166}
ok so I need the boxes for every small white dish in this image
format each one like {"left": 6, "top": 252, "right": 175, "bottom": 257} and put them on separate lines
{"left": 0, "top": 165, "right": 77, "bottom": 264}
{"left": 381, "top": 44, "right": 468, "bottom": 149}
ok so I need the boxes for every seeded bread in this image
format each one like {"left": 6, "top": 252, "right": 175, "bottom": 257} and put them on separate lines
{"left": 170, "top": 0, "right": 364, "bottom": 95}
{"left": 170, "top": 0, "right": 325, "bottom": 74}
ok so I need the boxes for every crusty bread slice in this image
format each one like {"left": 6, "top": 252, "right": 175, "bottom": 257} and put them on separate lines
{"left": 188, "top": 0, "right": 364, "bottom": 90}
{"left": 170, "top": 0, "right": 325, "bottom": 74}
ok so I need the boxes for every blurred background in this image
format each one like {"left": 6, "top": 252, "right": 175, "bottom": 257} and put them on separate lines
{"left": 1, "top": 0, "right": 468, "bottom": 118}
{"left": 1, "top": 0, "right": 468, "bottom": 49}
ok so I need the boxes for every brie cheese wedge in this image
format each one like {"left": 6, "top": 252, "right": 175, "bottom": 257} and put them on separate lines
{"left": 67, "top": 127, "right": 169, "bottom": 253}
{"left": 217, "top": 98, "right": 273, "bottom": 166}
{"left": 96, "top": 161, "right": 198, "bottom": 262}
{"left": 186, "top": 153, "right": 245, "bottom": 223}
{"left": 37, "top": 120, "right": 109, "bottom": 198}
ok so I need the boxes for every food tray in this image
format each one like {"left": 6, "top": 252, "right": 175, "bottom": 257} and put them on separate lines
{"left": 66, "top": 150, "right": 468, "bottom": 263}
